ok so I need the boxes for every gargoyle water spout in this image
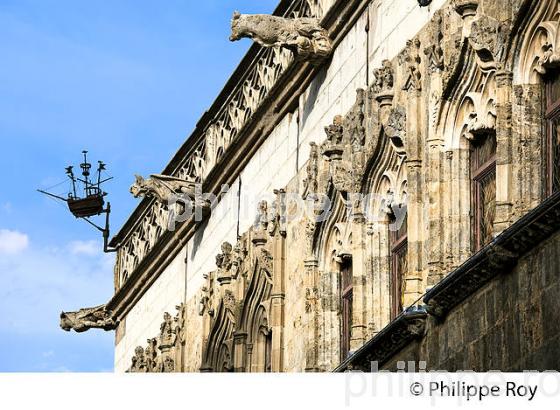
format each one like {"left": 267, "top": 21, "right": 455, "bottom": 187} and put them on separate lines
{"left": 230, "top": 11, "right": 332, "bottom": 64}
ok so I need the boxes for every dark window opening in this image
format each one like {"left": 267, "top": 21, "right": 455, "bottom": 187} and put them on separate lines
{"left": 264, "top": 331, "right": 272, "bottom": 373}
{"left": 471, "top": 133, "right": 497, "bottom": 252}
{"left": 390, "top": 212, "right": 407, "bottom": 319}
{"left": 545, "top": 74, "right": 560, "bottom": 197}
{"left": 340, "top": 259, "right": 353, "bottom": 361}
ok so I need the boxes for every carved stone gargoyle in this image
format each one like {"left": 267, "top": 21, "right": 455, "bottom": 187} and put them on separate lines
{"left": 230, "top": 11, "right": 332, "bottom": 64}
{"left": 60, "top": 304, "right": 117, "bottom": 333}
{"left": 130, "top": 174, "right": 197, "bottom": 204}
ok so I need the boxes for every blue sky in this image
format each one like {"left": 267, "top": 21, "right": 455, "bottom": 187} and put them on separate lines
{"left": 0, "top": 0, "right": 278, "bottom": 372}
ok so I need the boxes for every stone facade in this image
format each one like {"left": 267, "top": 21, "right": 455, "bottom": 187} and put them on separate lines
{"left": 63, "top": 0, "right": 560, "bottom": 373}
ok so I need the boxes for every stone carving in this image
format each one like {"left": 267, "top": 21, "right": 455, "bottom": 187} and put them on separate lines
{"left": 128, "top": 306, "right": 186, "bottom": 373}
{"left": 424, "top": 11, "right": 445, "bottom": 72}
{"left": 519, "top": 6, "right": 560, "bottom": 83}
{"left": 144, "top": 338, "right": 158, "bottom": 372}
{"left": 321, "top": 115, "right": 345, "bottom": 160}
{"left": 159, "top": 312, "right": 177, "bottom": 350}
{"left": 253, "top": 201, "right": 270, "bottom": 245}
{"left": 230, "top": 12, "right": 332, "bottom": 64}
{"left": 269, "top": 189, "right": 287, "bottom": 237}
{"left": 129, "top": 346, "right": 147, "bottom": 373}
{"left": 385, "top": 106, "right": 407, "bottom": 155}
{"left": 399, "top": 39, "right": 422, "bottom": 92}
{"left": 200, "top": 271, "right": 215, "bottom": 316}
{"left": 216, "top": 242, "right": 234, "bottom": 284}
{"left": 345, "top": 88, "right": 366, "bottom": 148}
{"left": 304, "top": 143, "right": 319, "bottom": 198}
{"left": 468, "top": 14, "right": 510, "bottom": 69}
{"left": 130, "top": 174, "right": 196, "bottom": 204}
{"left": 372, "top": 59, "right": 394, "bottom": 95}
{"left": 60, "top": 304, "right": 117, "bottom": 333}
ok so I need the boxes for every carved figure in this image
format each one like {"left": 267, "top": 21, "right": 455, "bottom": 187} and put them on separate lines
{"left": 60, "top": 304, "right": 117, "bottom": 333}
{"left": 130, "top": 174, "right": 196, "bottom": 203}
{"left": 230, "top": 12, "right": 332, "bottom": 63}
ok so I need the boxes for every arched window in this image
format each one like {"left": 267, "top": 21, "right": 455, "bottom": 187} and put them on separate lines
{"left": 471, "top": 133, "right": 497, "bottom": 251}
{"left": 339, "top": 258, "right": 353, "bottom": 361}
{"left": 390, "top": 211, "right": 407, "bottom": 319}
{"left": 545, "top": 73, "right": 560, "bottom": 197}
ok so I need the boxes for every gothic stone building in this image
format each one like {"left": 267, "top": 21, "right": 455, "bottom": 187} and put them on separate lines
{"left": 62, "top": 0, "right": 560, "bottom": 372}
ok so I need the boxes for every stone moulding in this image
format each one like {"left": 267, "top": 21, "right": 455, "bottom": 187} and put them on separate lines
{"left": 424, "top": 191, "right": 560, "bottom": 320}
{"left": 334, "top": 310, "right": 428, "bottom": 372}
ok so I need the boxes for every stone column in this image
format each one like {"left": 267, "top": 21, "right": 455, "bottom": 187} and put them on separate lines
{"left": 233, "top": 331, "right": 248, "bottom": 372}
{"left": 304, "top": 257, "right": 320, "bottom": 372}
{"left": 369, "top": 216, "right": 391, "bottom": 333}
{"left": 427, "top": 73, "right": 445, "bottom": 288}
{"left": 270, "top": 230, "right": 286, "bottom": 372}
{"left": 350, "top": 205, "right": 367, "bottom": 351}
{"left": 404, "top": 89, "right": 425, "bottom": 306}
{"left": 494, "top": 70, "right": 514, "bottom": 235}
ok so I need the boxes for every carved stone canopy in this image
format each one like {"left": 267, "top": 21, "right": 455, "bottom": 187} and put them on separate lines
{"left": 519, "top": 2, "right": 560, "bottom": 84}
{"left": 230, "top": 12, "right": 332, "bottom": 64}
{"left": 385, "top": 106, "right": 407, "bottom": 156}
{"left": 60, "top": 304, "right": 117, "bottom": 333}
{"left": 399, "top": 39, "right": 422, "bottom": 92}
{"left": 130, "top": 174, "right": 197, "bottom": 204}
{"left": 468, "top": 14, "right": 510, "bottom": 70}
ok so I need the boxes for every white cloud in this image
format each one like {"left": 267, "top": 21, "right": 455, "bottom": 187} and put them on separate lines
{"left": 68, "top": 240, "right": 100, "bottom": 256}
{"left": 0, "top": 242, "right": 115, "bottom": 335}
{"left": 0, "top": 229, "right": 29, "bottom": 254}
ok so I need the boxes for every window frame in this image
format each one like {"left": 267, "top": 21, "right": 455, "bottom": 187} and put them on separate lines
{"left": 545, "top": 75, "right": 560, "bottom": 197}
{"left": 390, "top": 214, "right": 407, "bottom": 320}
{"left": 470, "top": 133, "right": 497, "bottom": 252}
{"left": 339, "top": 259, "right": 353, "bottom": 361}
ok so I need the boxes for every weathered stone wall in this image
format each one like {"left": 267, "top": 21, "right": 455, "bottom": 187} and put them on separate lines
{"left": 381, "top": 231, "right": 560, "bottom": 371}
{"left": 114, "top": 249, "right": 186, "bottom": 371}
{"left": 114, "top": 0, "right": 449, "bottom": 372}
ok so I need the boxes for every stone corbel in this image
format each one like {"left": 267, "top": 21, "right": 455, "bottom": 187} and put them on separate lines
{"left": 467, "top": 14, "right": 510, "bottom": 70}
{"left": 216, "top": 242, "right": 234, "bottom": 285}
{"left": 385, "top": 106, "right": 407, "bottom": 156}
{"left": 60, "top": 304, "right": 117, "bottom": 333}
{"left": 372, "top": 59, "right": 395, "bottom": 107}
{"left": 452, "top": 0, "right": 479, "bottom": 37}
{"left": 253, "top": 201, "right": 270, "bottom": 246}
{"left": 229, "top": 12, "right": 332, "bottom": 64}
{"left": 321, "top": 115, "right": 345, "bottom": 161}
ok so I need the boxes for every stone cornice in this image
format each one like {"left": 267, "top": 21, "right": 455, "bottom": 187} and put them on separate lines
{"left": 334, "top": 192, "right": 560, "bottom": 372}
{"left": 334, "top": 310, "right": 428, "bottom": 372}
{"left": 106, "top": 0, "right": 371, "bottom": 320}
{"left": 424, "top": 190, "right": 560, "bottom": 319}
